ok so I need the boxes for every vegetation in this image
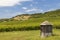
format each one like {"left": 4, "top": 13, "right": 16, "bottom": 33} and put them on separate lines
{"left": 0, "top": 9, "right": 60, "bottom": 40}
{"left": 0, "top": 9, "right": 60, "bottom": 31}
{"left": 0, "top": 29, "right": 60, "bottom": 40}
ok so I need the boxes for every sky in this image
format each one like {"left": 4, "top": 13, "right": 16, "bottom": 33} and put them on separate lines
{"left": 0, "top": 0, "right": 60, "bottom": 18}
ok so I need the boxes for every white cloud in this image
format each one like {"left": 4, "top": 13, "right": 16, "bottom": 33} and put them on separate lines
{"left": 41, "top": 0, "right": 46, "bottom": 1}
{"left": 0, "top": 0, "right": 32, "bottom": 6}
{"left": 43, "top": 4, "right": 51, "bottom": 7}
{"left": 25, "top": 8, "right": 37, "bottom": 12}
{"left": 35, "top": 2, "right": 38, "bottom": 4}
{"left": 25, "top": 8, "right": 43, "bottom": 13}
{"left": 57, "top": 3, "right": 60, "bottom": 7}
{"left": 22, "top": 7, "right": 27, "bottom": 10}
{"left": 47, "top": 9, "right": 57, "bottom": 12}
{"left": 30, "top": 4, "right": 33, "bottom": 7}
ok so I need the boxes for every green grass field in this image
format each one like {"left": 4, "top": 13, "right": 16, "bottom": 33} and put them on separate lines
{"left": 0, "top": 29, "right": 60, "bottom": 40}
{"left": 0, "top": 17, "right": 60, "bottom": 32}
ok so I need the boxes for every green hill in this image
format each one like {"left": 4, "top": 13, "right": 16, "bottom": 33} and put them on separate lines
{"left": 0, "top": 9, "right": 60, "bottom": 32}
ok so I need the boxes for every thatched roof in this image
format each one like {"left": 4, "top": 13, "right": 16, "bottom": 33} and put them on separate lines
{"left": 40, "top": 21, "right": 52, "bottom": 25}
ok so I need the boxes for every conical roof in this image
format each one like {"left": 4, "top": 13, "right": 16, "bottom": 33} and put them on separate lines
{"left": 40, "top": 21, "right": 52, "bottom": 25}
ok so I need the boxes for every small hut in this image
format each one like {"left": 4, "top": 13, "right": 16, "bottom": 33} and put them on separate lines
{"left": 40, "top": 21, "right": 53, "bottom": 37}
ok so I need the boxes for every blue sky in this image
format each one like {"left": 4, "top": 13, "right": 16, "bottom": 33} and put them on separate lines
{"left": 0, "top": 0, "right": 60, "bottom": 18}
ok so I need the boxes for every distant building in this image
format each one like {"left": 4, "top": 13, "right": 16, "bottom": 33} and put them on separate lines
{"left": 40, "top": 21, "right": 53, "bottom": 37}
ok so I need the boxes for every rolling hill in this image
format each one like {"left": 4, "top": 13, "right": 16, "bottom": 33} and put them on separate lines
{"left": 0, "top": 9, "right": 60, "bottom": 31}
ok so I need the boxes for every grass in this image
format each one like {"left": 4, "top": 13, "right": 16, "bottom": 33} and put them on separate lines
{"left": 0, "top": 29, "right": 60, "bottom": 40}
{"left": 0, "top": 9, "right": 60, "bottom": 40}
{"left": 0, "top": 10, "right": 60, "bottom": 31}
{"left": 0, "top": 18, "right": 42, "bottom": 31}
{"left": 0, "top": 18, "right": 60, "bottom": 32}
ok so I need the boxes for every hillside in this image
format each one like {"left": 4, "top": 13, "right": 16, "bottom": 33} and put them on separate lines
{"left": 0, "top": 9, "right": 60, "bottom": 22}
{"left": 12, "top": 9, "right": 60, "bottom": 21}
{"left": 0, "top": 9, "right": 60, "bottom": 31}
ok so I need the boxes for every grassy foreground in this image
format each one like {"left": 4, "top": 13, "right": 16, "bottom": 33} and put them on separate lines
{"left": 0, "top": 29, "right": 60, "bottom": 40}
